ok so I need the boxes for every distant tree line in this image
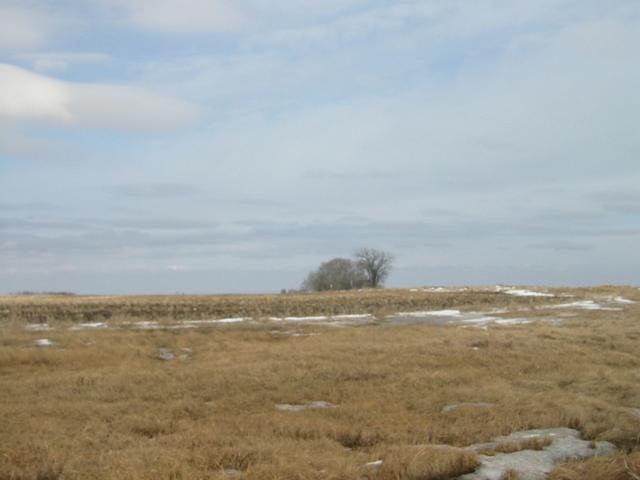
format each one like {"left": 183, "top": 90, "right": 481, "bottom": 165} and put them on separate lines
{"left": 302, "top": 248, "right": 394, "bottom": 292}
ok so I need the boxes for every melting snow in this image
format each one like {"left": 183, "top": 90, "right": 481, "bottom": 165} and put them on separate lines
{"left": 458, "top": 428, "right": 615, "bottom": 480}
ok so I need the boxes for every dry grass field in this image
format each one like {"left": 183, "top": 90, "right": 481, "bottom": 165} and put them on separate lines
{"left": 1, "top": 286, "right": 639, "bottom": 479}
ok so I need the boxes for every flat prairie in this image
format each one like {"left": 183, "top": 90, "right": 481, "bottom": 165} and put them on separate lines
{"left": 1, "top": 286, "right": 639, "bottom": 479}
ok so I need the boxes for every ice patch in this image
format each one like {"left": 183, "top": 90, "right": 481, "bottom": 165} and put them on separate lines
{"left": 70, "top": 322, "right": 108, "bottom": 331}
{"left": 458, "top": 428, "right": 615, "bottom": 480}
{"left": 34, "top": 338, "right": 54, "bottom": 347}
{"left": 275, "top": 401, "right": 336, "bottom": 412}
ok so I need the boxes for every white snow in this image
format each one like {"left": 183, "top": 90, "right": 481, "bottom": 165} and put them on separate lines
{"left": 182, "top": 317, "right": 247, "bottom": 325}
{"left": 552, "top": 300, "right": 621, "bottom": 311}
{"left": 129, "top": 321, "right": 161, "bottom": 329}
{"left": 504, "top": 289, "right": 554, "bottom": 297}
{"left": 610, "top": 296, "right": 636, "bottom": 304}
{"left": 275, "top": 401, "right": 336, "bottom": 412}
{"left": 70, "top": 322, "right": 108, "bottom": 330}
{"left": 269, "top": 314, "right": 374, "bottom": 325}
{"left": 25, "top": 323, "right": 50, "bottom": 331}
{"left": 493, "top": 318, "right": 534, "bottom": 325}
{"left": 271, "top": 315, "right": 328, "bottom": 322}
{"left": 34, "top": 338, "right": 54, "bottom": 347}
{"left": 395, "top": 309, "right": 463, "bottom": 317}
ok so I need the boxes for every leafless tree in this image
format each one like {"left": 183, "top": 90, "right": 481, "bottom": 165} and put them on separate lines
{"left": 302, "top": 257, "right": 367, "bottom": 292}
{"left": 354, "top": 247, "right": 394, "bottom": 288}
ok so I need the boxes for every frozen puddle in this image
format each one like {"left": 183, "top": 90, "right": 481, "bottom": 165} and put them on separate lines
{"left": 70, "top": 322, "right": 109, "bottom": 331}
{"left": 275, "top": 401, "right": 336, "bottom": 412}
{"left": 269, "top": 314, "right": 375, "bottom": 326}
{"left": 457, "top": 428, "right": 615, "bottom": 480}
{"left": 34, "top": 338, "right": 55, "bottom": 347}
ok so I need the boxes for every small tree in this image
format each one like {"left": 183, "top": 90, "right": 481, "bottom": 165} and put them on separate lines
{"left": 302, "top": 257, "right": 367, "bottom": 292}
{"left": 354, "top": 247, "right": 394, "bottom": 288}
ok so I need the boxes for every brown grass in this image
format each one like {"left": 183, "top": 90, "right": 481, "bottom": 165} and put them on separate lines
{"left": 476, "top": 436, "right": 554, "bottom": 456}
{"left": 0, "top": 286, "right": 639, "bottom": 479}
{"left": 0, "top": 287, "right": 574, "bottom": 324}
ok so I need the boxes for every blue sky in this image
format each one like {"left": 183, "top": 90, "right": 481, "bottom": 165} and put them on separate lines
{"left": 1, "top": 0, "right": 639, "bottom": 294}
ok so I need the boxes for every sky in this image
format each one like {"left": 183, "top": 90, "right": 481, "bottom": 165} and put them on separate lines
{"left": 1, "top": 0, "right": 639, "bottom": 294}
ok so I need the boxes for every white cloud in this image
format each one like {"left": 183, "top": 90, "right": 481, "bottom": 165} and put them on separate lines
{"left": 0, "top": 5, "right": 48, "bottom": 49}
{"left": 0, "top": 64, "right": 71, "bottom": 121}
{"left": 106, "top": 0, "right": 245, "bottom": 34}
{"left": 0, "top": 63, "right": 199, "bottom": 131}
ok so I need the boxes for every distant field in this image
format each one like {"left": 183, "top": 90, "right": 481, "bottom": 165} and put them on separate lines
{"left": 1, "top": 286, "right": 639, "bottom": 479}
{"left": 0, "top": 286, "right": 602, "bottom": 323}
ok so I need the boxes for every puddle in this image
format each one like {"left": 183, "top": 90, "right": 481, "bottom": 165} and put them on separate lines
{"left": 458, "top": 428, "right": 615, "bottom": 480}
{"left": 275, "top": 401, "right": 336, "bottom": 412}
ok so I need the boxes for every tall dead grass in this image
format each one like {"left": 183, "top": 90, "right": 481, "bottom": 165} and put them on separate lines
{"left": 0, "top": 288, "right": 639, "bottom": 478}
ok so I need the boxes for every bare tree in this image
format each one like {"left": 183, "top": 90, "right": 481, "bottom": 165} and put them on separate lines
{"left": 354, "top": 247, "right": 394, "bottom": 288}
{"left": 302, "top": 257, "right": 367, "bottom": 292}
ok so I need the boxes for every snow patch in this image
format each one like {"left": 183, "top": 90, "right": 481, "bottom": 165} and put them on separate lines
{"left": 70, "top": 322, "right": 108, "bottom": 331}
{"left": 504, "top": 289, "right": 554, "bottom": 297}
{"left": 458, "top": 428, "right": 615, "bottom": 480}
{"left": 552, "top": 301, "right": 621, "bottom": 311}
{"left": 34, "top": 338, "right": 54, "bottom": 347}
{"left": 395, "top": 309, "right": 462, "bottom": 318}
{"left": 275, "top": 401, "right": 336, "bottom": 412}
{"left": 26, "top": 323, "right": 50, "bottom": 331}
